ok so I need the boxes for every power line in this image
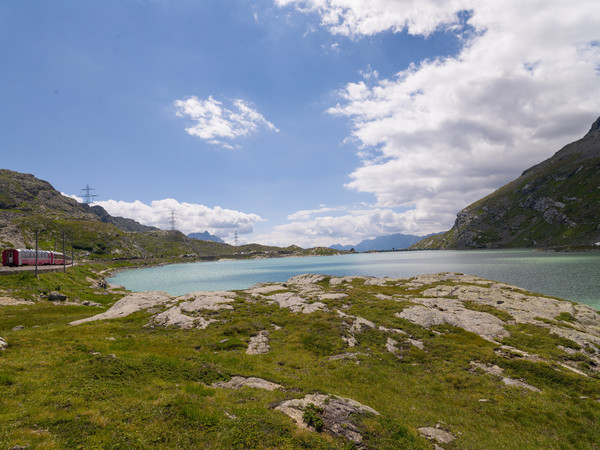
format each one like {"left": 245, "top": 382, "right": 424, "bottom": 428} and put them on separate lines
{"left": 169, "top": 210, "right": 177, "bottom": 231}
{"left": 80, "top": 184, "right": 99, "bottom": 204}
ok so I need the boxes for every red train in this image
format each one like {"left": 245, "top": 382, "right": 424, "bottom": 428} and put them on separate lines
{"left": 1, "top": 249, "right": 71, "bottom": 267}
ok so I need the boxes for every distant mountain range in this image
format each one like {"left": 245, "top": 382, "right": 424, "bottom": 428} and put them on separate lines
{"left": 331, "top": 233, "right": 434, "bottom": 252}
{"left": 187, "top": 231, "right": 225, "bottom": 243}
{"left": 413, "top": 116, "right": 600, "bottom": 250}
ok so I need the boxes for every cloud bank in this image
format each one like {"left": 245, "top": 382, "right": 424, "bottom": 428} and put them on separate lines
{"left": 255, "top": 205, "right": 441, "bottom": 248}
{"left": 94, "top": 199, "right": 264, "bottom": 239}
{"left": 276, "top": 0, "right": 600, "bottom": 244}
{"left": 174, "top": 95, "right": 279, "bottom": 149}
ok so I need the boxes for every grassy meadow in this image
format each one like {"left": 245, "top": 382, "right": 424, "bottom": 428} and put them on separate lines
{"left": 1, "top": 265, "right": 600, "bottom": 448}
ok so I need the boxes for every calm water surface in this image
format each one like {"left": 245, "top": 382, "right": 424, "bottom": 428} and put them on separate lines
{"left": 108, "top": 250, "right": 600, "bottom": 309}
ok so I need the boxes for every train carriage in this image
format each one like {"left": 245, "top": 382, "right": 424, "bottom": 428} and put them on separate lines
{"left": 2, "top": 249, "right": 69, "bottom": 267}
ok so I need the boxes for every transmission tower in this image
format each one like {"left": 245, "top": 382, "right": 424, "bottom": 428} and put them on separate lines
{"left": 80, "top": 184, "right": 99, "bottom": 204}
{"left": 233, "top": 230, "right": 239, "bottom": 246}
{"left": 169, "top": 210, "right": 177, "bottom": 231}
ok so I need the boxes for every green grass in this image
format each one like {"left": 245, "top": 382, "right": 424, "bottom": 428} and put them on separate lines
{"left": 1, "top": 266, "right": 600, "bottom": 448}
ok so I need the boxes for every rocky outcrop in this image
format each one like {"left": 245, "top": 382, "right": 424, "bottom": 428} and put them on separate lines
{"left": 150, "top": 307, "right": 216, "bottom": 329}
{"left": 418, "top": 425, "right": 456, "bottom": 446}
{"left": 0, "top": 169, "right": 157, "bottom": 234}
{"left": 69, "top": 291, "right": 174, "bottom": 326}
{"left": 337, "top": 310, "right": 377, "bottom": 347}
{"left": 397, "top": 298, "right": 510, "bottom": 342}
{"left": 67, "top": 272, "right": 600, "bottom": 376}
{"left": 264, "top": 291, "right": 327, "bottom": 314}
{"left": 275, "top": 394, "right": 379, "bottom": 445}
{"left": 417, "top": 282, "right": 600, "bottom": 356}
{"left": 246, "top": 330, "right": 270, "bottom": 355}
{"left": 470, "top": 362, "right": 541, "bottom": 392}
{"left": 149, "top": 291, "right": 236, "bottom": 329}
{"left": 213, "top": 376, "right": 282, "bottom": 391}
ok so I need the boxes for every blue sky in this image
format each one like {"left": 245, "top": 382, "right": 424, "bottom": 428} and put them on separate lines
{"left": 2, "top": 1, "right": 599, "bottom": 247}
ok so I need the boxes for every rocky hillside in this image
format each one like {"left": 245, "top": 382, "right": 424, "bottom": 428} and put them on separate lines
{"left": 0, "top": 169, "right": 157, "bottom": 249}
{"left": 413, "top": 117, "right": 600, "bottom": 249}
{"left": 2, "top": 270, "right": 599, "bottom": 447}
{"left": 0, "top": 169, "right": 333, "bottom": 260}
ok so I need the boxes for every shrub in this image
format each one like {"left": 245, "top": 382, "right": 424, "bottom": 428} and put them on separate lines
{"left": 302, "top": 403, "right": 324, "bottom": 432}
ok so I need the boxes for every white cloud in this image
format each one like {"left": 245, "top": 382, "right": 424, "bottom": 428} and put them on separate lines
{"left": 255, "top": 205, "right": 443, "bottom": 248}
{"left": 275, "top": 0, "right": 473, "bottom": 37}
{"left": 93, "top": 198, "right": 264, "bottom": 237}
{"left": 278, "top": 0, "right": 600, "bottom": 233}
{"left": 174, "top": 95, "right": 279, "bottom": 148}
{"left": 62, "top": 192, "right": 83, "bottom": 203}
{"left": 287, "top": 206, "right": 343, "bottom": 221}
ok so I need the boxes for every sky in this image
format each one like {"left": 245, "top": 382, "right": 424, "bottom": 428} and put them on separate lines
{"left": 1, "top": 0, "right": 599, "bottom": 248}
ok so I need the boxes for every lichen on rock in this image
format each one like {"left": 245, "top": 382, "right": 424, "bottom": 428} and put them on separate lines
{"left": 246, "top": 330, "right": 270, "bottom": 355}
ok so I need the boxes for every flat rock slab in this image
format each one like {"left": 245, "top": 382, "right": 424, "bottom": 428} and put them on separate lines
{"left": 470, "top": 361, "right": 504, "bottom": 377}
{"left": 150, "top": 307, "right": 216, "bottom": 329}
{"left": 329, "top": 276, "right": 367, "bottom": 285}
{"left": 176, "top": 291, "right": 236, "bottom": 311}
{"left": 275, "top": 393, "right": 379, "bottom": 445}
{"left": 364, "top": 277, "right": 404, "bottom": 286}
{"left": 213, "top": 376, "right": 282, "bottom": 391}
{"left": 501, "top": 377, "right": 541, "bottom": 392}
{"left": 397, "top": 298, "right": 509, "bottom": 342}
{"left": 419, "top": 426, "right": 456, "bottom": 444}
{"left": 471, "top": 361, "right": 541, "bottom": 392}
{"left": 268, "top": 292, "right": 327, "bottom": 314}
{"left": 247, "top": 284, "right": 288, "bottom": 295}
{"left": 318, "top": 293, "right": 348, "bottom": 300}
{"left": 147, "top": 292, "right": 236, "bottom": 329}
{"left": 69, "top": 291, "right": 173, "bottom": 326}
{"left": 386, "top": 337, "right": 399, "bottom": 354}
{"left": 0, "top": 297, "right": 33, "bottom": 306}
{"left": 287, "top": 274, "right": 329, "bottom": 285}
{"left": 422, "top": 282, "right": 600, "bottom": 328}
{"left": 328, "top": 352, "right": 365, "bottom": 361}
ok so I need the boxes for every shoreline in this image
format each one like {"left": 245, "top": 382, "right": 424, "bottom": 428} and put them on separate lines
{"left": 98, "top": 250, "right": 600, "bottom": 310}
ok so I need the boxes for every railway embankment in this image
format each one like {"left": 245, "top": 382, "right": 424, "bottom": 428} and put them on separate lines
{"left": 0, "top": 264, "right": 76, "bottom": 276}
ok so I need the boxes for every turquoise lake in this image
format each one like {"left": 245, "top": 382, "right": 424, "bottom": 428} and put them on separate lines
{"left": 108, "top": 250, "right": 600, "bottom": 309}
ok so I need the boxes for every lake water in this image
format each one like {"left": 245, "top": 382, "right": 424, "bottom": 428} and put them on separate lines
{"left": 108, "top": 250, "right": 600, "bottom": 309}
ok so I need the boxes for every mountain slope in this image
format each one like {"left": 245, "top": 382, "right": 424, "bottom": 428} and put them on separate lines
{"left": 413, "top": 117, "right": 600, "bottom": 249}
{"left": 0, "top": 169, "right": 338, "bottom": 260}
